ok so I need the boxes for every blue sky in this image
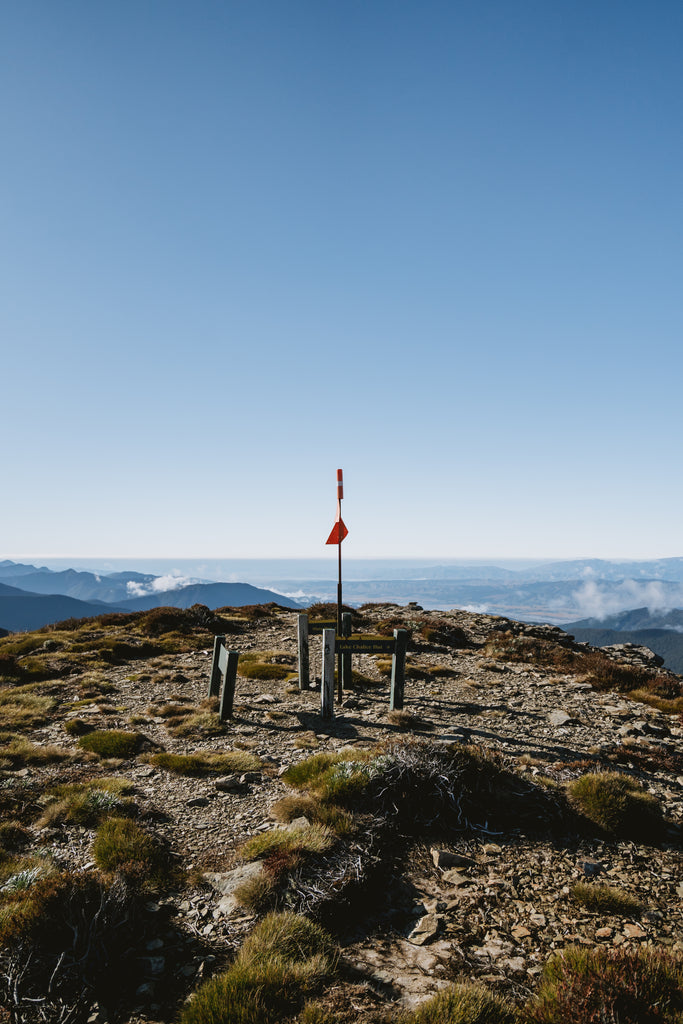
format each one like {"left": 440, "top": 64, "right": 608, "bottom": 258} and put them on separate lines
{"left": 3, "top": 1, "right": 683, "bottom": 561}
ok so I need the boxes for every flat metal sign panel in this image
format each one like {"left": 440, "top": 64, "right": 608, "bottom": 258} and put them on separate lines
{"left": 336, "top": 637, "right": 396, "bottom": 654}
{"left": 308, "top": 619, "right": 337, "bottom": 634}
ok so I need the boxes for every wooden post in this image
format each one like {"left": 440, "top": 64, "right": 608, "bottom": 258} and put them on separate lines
{"left": 297, "top": 614, "right": 309, "bottom": 691}
{"left": 390, "top": 629, "right": 408, "bottom": 711}
{"left": 341, "top": 611, "right": 352, "bottom": 694}
{"left": 321, "top": 628, "right": 335, "bottom": 720}
{"left": 219, "top": 650, "right": 239, "bottom": 721}
{"left": 209, "top": 635, "right": 226, "bottom": 698}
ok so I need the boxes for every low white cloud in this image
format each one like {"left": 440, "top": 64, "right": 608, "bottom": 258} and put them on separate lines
{"left": 126, "top": 574, "right": 192, "bottom": 598}
{"left": 570, "top": 579, "right": 683, "bottom": 621}
{"left": 460, "top": 603, "right": 489, "bottom": 614}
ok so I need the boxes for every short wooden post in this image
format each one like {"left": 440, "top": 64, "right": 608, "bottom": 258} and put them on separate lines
{"left": 390, "top": 629, "right": 408, "bottom": 711}
{"left": 297, "top": 614, "right": 309, "bottom": 691}
{"left": 341, "top": 611, "right": 352, "bottom": 693}
{"left": 209, "top": 635, "right": 226, "bottom": 698}
{"left": 219, "top": 650, "right": 239, "bottom": 721}
{"left": 321, "top": 629, "right": 335, "bottom": 720}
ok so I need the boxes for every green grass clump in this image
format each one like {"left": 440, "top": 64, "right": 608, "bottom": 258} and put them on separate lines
{"left": 0, "top": 684, "right": 57, "bottom": 729}
{"left": 92, "top": 817, "right": 172, "bottom": 887}
{"left": 148, "top": 698, "right": 227, "bottom": 737}
{"left": 77, "top": 729, "right": 144, "bottom": 759}
{"left": 233, "top": 871, "right": 276, "bottom": 914}
{"left": 241, "top": 823, "right": 334, "bottom": 864}
{"left": 38, "top": 778, "right": 135, "bottom": 828}
{"left": 149, "top": 750, "right": 261, "bottom": 775}
{"left": 526, "top": 946, "right": 683, "bottom": 1024}
{"left": 270, "top": 795, "right": 356, "bottom": 837}
{"left": 238, "top": 650, "right": 296, "bottom": 681}
{"left": 281, "top": 749, "right": 382, "bottom": 807}
{"left": 0, "top": 737, "right": 70, "bottom": 767}
{"left": 402, "top": 982, "right": 516, "bottom": 1023}
{"left": 180, "top": 912, "right": 336, "bottom": 1024}
{"left": 567, "top": 772, "right": 663, "bottom": 839}
{"left": 571, "top": 882, "right": 642, "bottom": 917}
{"left": 63, "top": 718, "right": 94, "bottom": 736}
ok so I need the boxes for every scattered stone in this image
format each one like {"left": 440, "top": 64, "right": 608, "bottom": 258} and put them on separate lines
{"left": 215, "top": 775, "right": 247, "bottom": 792}
{"left": 548, "top": 710, "right": 576, "bottom": 727}
{"left": 407, "top": 914, "right": 442, "bottom": 945}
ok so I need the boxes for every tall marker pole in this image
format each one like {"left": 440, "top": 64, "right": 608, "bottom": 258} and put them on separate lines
{"left": 325, "top": 468, "right": 348, "bottom": 703}
{"left": 336, "top": 469, "right": 343, "bottom": 637}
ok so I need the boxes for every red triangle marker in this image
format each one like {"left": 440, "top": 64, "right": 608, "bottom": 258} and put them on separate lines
{"left": 326, "top": 518, "right": 348, "bottom": 545}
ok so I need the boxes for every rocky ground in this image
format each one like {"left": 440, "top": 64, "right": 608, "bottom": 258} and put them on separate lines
{"left": 13, "top": 603, "right": 683, "bottom": 1021}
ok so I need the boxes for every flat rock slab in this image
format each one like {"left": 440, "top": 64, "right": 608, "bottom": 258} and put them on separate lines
{"left": 203, "top": 862, "right": 263, "bottom": 915}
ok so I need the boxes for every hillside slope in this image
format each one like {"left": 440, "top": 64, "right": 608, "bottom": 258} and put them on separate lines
{"left": 0, "top": 603, "right": 681, "bottom": 1023}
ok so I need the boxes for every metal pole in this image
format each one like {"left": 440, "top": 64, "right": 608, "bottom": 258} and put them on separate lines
{"left": 337, "top": 535, "right": 343, "bottom": 701}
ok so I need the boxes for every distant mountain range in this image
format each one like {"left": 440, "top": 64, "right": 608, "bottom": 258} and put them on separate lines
{"left": 563, "top": 607, "right": 683, "bottom": 674}
{"left": 6, "top": 555, "right": 683, "bottom": 675}
{"left": 0, "top": 561, "right": 301, "bottom": 633}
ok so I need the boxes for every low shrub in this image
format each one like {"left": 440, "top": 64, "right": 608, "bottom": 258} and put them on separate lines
{"left": 0, "top": 869, "right": 143, "bottom": 1021}
{"left": 567, "top": 772, "right": 663, "bottom": 839}
{"left": 0, "top": 821, "right": 31, "bottom": 853}
{"left": 525, "top": 945, "right": 683, "bottom": 1023}
{"left": 403, "top": 981, "right": 516, "bottom": 1023}
{"left": 77, "top": 730, "right": 144, "bottom": 759}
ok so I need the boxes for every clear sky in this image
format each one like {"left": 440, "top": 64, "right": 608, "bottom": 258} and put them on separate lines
{"left": 3, "top": 1, "right": 683, "bottom": 561}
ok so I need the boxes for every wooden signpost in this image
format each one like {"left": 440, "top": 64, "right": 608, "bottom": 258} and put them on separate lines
{"left": 208, "top": 635, "right": 239, "bottom": 721}
{"left": 319, "top": 627, "right": 409, "bottom": 717}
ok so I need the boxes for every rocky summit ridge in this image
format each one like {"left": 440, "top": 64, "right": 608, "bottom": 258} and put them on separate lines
{"left": 0, "top": 601, "right": 682, "bottom": 1023}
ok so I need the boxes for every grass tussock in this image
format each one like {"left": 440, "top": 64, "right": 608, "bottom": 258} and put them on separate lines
{"left": 149, "top": 750, "right": 261, "bottom": 775}
{"left": 180, "top": 912, "right": 336, "bottom": 1024}
{"left": 293, "top": 733, "right": 320, "bottom": 750}
{"left": 269, "top": 795, "right": 356, "bottom": 837}
{"left": 387, "top": 709, "right": 434, "bottom": 731}
{"left": 281, "top": 749, "right": 381, "bottom": 807}
{"left": 625, "top": 689, "right": 683, "bottom": 715}
{"left": 240, "top": 823, "right": 334, "bottom": 864}
{"left": 92, "top": 817, "right": 175, "bottom": 888}
{"left": 0, "top": 685, "right": 57, "bottom": 730}
{"left": 77, "top": 729, "right": 145, "bottom": 759}
{"left": 148, "top": 697, "right": 226, "bottom": 737}
{"left": 0, "top": 737, "right": 70, "bottom": 767}
{"left": 526, "top": 945, "right": 683, "bottom": 1024}
{"left": 238, "top": 650, "right": 296, "bottom": 681}
{"left": 401, "top": 982, "right": 516, "bottom": 1024}
{"left": 570, "top": 882, "right": 642, "bottom": 917}
{"left": 233, "top": 871, "right": 276, "bottom": 914}
{"left": 567, "top": 771, "right": 663, "bottom": 840}
{"left": 37, "top": 778, "right": 136, "bottom": 828}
